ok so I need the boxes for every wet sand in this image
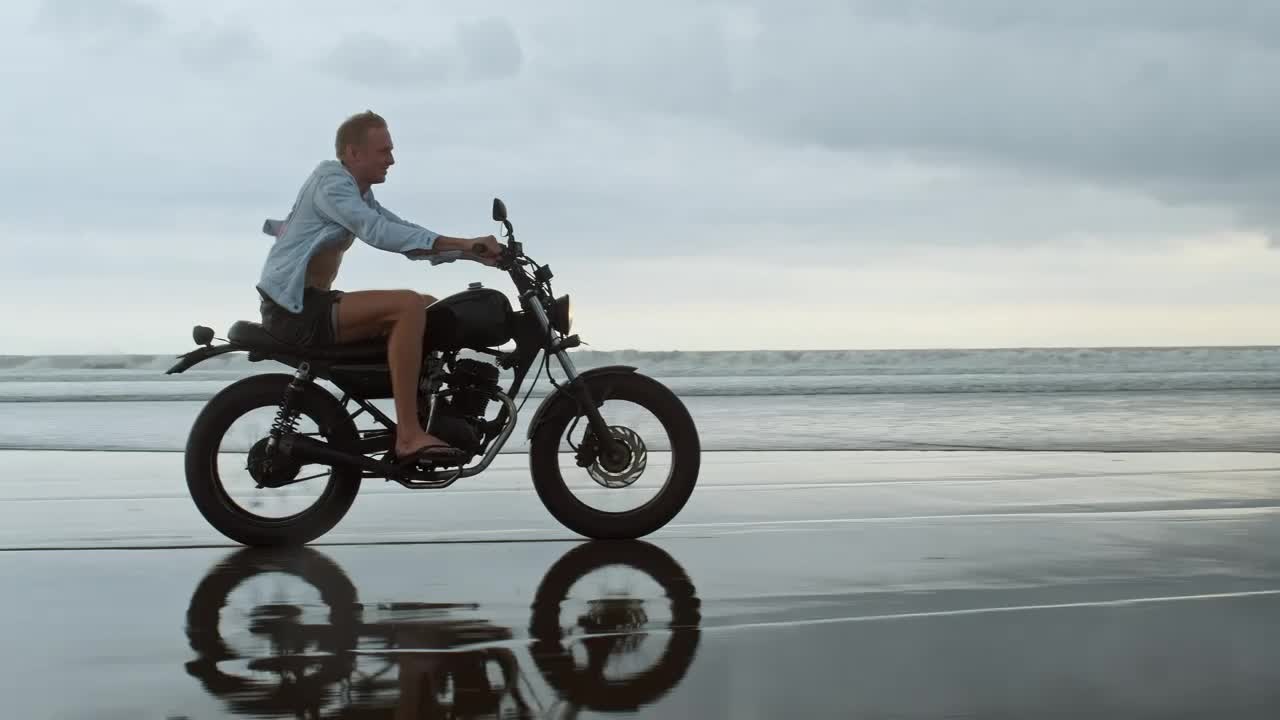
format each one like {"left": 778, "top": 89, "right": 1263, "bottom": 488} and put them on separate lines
{"left": 2, "top": 449, "right": 1280, "bottom": 717}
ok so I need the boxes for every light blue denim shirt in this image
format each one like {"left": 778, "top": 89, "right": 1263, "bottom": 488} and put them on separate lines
{"left": 256, "top": 160, "right": 461, "bottom": 313}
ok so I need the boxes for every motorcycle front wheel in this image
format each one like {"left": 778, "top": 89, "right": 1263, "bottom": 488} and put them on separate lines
{"left": 528, "top": 372, "right": 701, "bottom": 539}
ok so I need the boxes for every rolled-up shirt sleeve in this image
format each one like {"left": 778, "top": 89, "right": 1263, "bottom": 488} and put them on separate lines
{"left": 312, "top": 175, "right": 441, "bottom": 253}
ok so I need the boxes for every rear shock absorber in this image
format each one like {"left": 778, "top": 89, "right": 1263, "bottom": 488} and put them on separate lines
{"left": 269, "top": 362, "right": 311, "bottom": 458}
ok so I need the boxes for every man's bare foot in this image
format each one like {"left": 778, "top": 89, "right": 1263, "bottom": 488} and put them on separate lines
{"left": 395, "top": 431, "right": 458, "bottom": 459}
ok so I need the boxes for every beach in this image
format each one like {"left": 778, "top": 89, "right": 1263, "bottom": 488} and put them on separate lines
{"left": 2, "top": 347, "right": 1280, "bottom": 717}
{"left": 2, "top": 450, "right": 1280, "bottom": 717}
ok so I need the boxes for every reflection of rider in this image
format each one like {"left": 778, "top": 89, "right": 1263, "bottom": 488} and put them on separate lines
{"left": 183, "top": 541, "right": 702, "bottom": 718}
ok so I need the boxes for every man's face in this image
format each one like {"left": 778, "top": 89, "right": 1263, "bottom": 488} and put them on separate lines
{"left": 348, "top": 126, "right": 395, "bottom": 187}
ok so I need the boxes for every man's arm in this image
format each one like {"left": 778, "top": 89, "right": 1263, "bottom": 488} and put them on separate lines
{"left": 373, "top": 198, "right": 496, "bottom": 264}
{"left": 312, "top": 174, "right": 473, "bottom": 256}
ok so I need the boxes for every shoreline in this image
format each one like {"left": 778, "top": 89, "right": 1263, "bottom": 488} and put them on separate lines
{"left": 2, "top": 448, "right": 1276, "bottom": 551}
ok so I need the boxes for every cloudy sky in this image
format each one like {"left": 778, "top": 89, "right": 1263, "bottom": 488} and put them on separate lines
{"left": 2, "top": 0, "right": 1278, "bottom": 353}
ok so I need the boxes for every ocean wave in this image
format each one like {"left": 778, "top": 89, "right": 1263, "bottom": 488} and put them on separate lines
{"left": 2, "top": 371, "right": 1279, "bottom": 403}
{"left": 4, "top": 345, "right": 1280, "bottom": 376}
{"left": 2, "top": 389, "right": 1275, "bottom": 457}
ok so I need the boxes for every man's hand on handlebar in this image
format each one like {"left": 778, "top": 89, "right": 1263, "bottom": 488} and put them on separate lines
{"left": 468, "top": 235, "right": 506, "bottom": 267}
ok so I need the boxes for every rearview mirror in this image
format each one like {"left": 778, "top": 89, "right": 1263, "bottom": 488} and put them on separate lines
{"left": 492, "top": 198, "right": 507, "bottom": 222}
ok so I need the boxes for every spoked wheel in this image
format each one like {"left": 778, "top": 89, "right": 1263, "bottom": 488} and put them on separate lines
{"left": 529, "top": 372, "right": 700, "bottom": 539}
{"left": 185, "top": 374, "right": 362, "bottom": 546}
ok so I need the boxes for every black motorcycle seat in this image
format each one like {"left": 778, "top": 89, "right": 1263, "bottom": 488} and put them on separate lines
{"left": 227, "top": 321, "right": 386, "bottom": 362}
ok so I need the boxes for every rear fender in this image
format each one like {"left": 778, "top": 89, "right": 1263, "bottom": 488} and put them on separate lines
{"left": 166, "top": 344, "right": 244, "bottom": 374}
{"left": 525, "top": 365, "right": 637, "bottom": 439}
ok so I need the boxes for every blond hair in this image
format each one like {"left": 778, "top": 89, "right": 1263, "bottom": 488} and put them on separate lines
{"left": 335, "top": 110, "right": 387, "bottom": 158}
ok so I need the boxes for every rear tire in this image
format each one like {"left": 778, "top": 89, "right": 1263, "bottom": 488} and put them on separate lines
{"left": 529, "top": 372, "right": 700, "bottom": 539}
{"left": 184, "top": 373, "right": 362, "bottom": 547}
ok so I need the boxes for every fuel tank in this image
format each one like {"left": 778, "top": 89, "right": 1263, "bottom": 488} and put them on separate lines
{"left": 424, "top": 284, "right": 515, "bottom": 351}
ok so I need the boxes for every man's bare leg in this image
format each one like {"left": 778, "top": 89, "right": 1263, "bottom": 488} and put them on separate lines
{"left": 333, "top": 289, "right": 454, "bottom": 458}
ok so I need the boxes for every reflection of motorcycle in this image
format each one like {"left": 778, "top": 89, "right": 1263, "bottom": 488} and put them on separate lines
{"left": 183, "top": 541, "right": 702, "bottom": 718}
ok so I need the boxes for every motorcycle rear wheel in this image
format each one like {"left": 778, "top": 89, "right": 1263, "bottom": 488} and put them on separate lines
{"left": 184, "top": 373, "right": 362, "bottom": 547}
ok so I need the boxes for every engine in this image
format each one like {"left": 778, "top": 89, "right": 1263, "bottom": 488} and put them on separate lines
{"left": 419, "top": 358, "right": 502, "bottom": 455}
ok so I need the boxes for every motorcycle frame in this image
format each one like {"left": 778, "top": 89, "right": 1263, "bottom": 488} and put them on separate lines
{"left": 285, "top": 297, "right": 566, "bottom": 489}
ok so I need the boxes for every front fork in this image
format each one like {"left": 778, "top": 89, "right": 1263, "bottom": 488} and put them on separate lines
{"left": 523, "top": 292, "right": 622, "bottom": 461}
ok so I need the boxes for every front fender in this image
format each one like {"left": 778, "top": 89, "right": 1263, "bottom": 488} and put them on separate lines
{"left": 525, "top": 365, "right": 637, "bottom": 439}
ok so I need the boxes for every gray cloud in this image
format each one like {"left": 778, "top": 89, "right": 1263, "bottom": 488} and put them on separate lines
{"left": 32, "top": 0, "right": 269, "bottom": 75}
{"left": 323, "top": 32, "right": 453, "bottom": 88}
{"left": 458, "top": 17, "right": 524, "bottom": 81}
{"left": 522, "top": 1, "right": 1280, "bottom": 239}
{"left": 34, "top": 0, "right": 162, "bottom": 36}
{"left": 4, "top": 1, "right": 1276, "bottom": 255}
{"left": 321, "top": 16, "right": 523, "bottom": 89}
{"left": 842, "top": 0, "right": 1280, "bottom": 47}
{"left": 178, "top": 21, "right": 269, "bottom": 70}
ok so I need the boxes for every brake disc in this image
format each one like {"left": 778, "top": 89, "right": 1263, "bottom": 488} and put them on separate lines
{"left": 587, "top": 426, "right": 647, "bottom": 489}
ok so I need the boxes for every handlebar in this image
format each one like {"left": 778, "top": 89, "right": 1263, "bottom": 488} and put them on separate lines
{"left": 472, "top": 240, "right": 519, "bottom": 268}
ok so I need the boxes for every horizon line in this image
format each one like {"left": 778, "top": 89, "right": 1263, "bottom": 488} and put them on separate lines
{"left": 4, "top": 342, "right": 1280, "bottom": 359}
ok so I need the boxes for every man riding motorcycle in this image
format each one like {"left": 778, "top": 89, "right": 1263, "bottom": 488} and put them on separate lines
{"left": 254, "top": 110, "right": 503, "bottom": 465}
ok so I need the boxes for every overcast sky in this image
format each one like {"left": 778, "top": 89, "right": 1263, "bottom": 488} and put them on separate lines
{"left": 2, "top": 0, "right": 1278, "bottom": 353}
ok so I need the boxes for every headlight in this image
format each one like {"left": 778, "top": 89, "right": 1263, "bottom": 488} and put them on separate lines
{"left": 552, "top": 294, "right": 572, "bottom": 334}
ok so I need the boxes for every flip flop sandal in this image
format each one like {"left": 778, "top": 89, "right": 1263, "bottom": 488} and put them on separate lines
{"left": 396, "top": 443, "right": 467, "bottom": 468}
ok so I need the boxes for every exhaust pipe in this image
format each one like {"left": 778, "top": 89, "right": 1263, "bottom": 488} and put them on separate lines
{"left": 283, "top": 434, "right": 389, "bottom": 474}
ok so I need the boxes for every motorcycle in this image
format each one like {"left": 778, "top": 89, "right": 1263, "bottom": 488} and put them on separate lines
{"left": 166, "top": 198, "right": 701, "bottom": 547}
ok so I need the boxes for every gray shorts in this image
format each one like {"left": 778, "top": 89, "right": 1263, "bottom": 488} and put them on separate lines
{"left": 258, "top": 287, "right": 344, "bottom": 346}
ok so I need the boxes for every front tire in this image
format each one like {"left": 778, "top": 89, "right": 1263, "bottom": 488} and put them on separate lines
{"left": 529, "top": 372, "right": 700, "bottom": 539}
{"left": 184, "top": 373, "right": 362, "bottom": 547}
